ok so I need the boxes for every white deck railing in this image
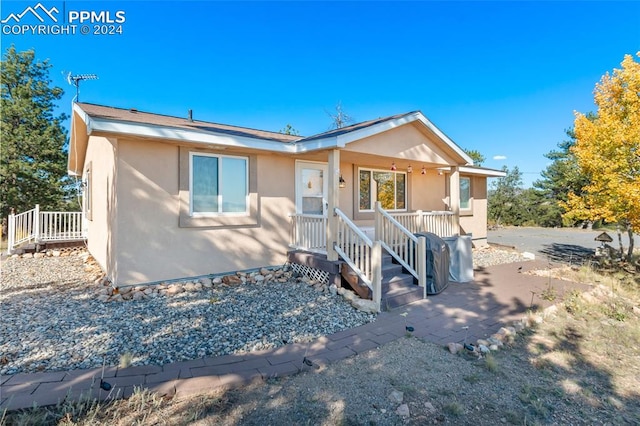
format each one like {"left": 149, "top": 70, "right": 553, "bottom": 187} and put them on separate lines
{"left": 289, "top": 213, "right": 327, "bottom": 253}
{"left": 390, "top": 210, "right": 457, "bottom": 237}
{"left": 334, "top": 208, "right": 381, "bottom": 311}
{"left": 375, "top": 203, "right": 426, "bottom": 295}
{"left": 7, "top": 205, "right": 86, "bottom": 254}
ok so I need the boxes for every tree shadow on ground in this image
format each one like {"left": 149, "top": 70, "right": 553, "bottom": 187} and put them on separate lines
{"left": 539, "top": 243, "right": 594, "bottom": 265}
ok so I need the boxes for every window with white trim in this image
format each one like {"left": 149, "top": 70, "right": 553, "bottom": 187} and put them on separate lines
{"left": 460, "top": 176, "right": 471, "bottom": 210}
{"left": 359, "top": 168, "right": 406, "bottom": 211}
{"left": 190, "top": 153, "right": 248, "bottom": 216}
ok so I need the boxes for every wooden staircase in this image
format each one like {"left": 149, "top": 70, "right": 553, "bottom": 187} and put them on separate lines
{"left": 341, "top": 249, "right": 424, "bottom": 310}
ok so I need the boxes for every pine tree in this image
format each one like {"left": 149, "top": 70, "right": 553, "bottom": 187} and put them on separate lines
{"left": 1, "top": 46, "right": 74, "bottom": 221}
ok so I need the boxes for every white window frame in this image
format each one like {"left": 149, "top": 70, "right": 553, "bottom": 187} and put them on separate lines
{"left": 189, "top": 152, "right": 249, "bottom": 217}
{"left": 358, "top": 167, "right": 408, "bottom": 212}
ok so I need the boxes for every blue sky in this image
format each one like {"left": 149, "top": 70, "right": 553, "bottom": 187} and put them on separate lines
{"left": 2, "top": 1, "right": 639, "bottom": 187}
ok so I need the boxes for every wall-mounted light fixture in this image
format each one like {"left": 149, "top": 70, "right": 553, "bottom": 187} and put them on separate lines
{"left": 391, "top": 162, "right": 397, "bottom": 171}
{"left": 407, "top": 165, "right": 413, "bottom": 173}
{"left": 339, "top": 175, "right": 346, "bottom": 188}
{"left": 421, "top": 166, "right": 426, "bottom": 175}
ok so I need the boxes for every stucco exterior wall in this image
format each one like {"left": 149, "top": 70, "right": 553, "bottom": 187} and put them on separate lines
{"left": 344, "top": 123, "right": 457, "bottom": 166}
{"left": 112, "top": 138, "right": 295, "bottom": 285}
{"left": 83, "top": 136, "right": 117, "bottom": 277}
{"left": 410, "top": 169, "right": 448, "bottom": 212}
{"left": 459, "top": 175, "right": 489, "bottom": 245}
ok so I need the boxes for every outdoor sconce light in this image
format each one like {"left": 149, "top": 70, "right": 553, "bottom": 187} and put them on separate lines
{"left": 391, "top": 162, "right": 397, "bottom": 171}
{"left": 421, "top": 166, "right": 427, "bottom": 175}
{"left": 339, "top": 175, "right": 346, "bottom": 188}
{"left": 407, "top": 165, "right": 413, "bottom": 173}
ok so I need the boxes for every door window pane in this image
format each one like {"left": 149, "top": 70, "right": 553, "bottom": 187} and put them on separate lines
{"left": 302, "top": 197, "right": 323, "bottom": 214}
{"left": 302, "top": 169, "right": 323, "bottom": 197}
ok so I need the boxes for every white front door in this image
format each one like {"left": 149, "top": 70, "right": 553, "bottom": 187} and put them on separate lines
{"left": 296, "top": 161, "right": 328, "bottom": 215}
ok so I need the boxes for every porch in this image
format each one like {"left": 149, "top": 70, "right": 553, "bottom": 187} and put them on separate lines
{"left": 289, "top": 202, "right": 461, "bottom": 311}
{"left": 6, "top": 205, "right": 86, "bottom": 254}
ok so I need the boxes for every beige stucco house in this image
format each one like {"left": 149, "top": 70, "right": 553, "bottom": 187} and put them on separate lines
{"left": 68, "top": 102, "right": 504, "bottom": 308}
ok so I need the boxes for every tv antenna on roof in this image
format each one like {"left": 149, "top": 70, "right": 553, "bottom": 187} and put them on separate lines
{"left": 67, "top": 72, "right": 98, "bottom": 102}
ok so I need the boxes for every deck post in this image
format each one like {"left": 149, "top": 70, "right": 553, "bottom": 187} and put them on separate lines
{"left": 34, "top": 204, "right": 41, "bottom": 243}
{"left": 7, "top": 211, "right": 15, "bottom": 254}
{"left": 449, "top": 167, "right": 460, "bottom": 235}
{"left": 374, "top": 201, "right": 382, "bottom": 240}
{"left": 327, "top": 149, "right": 340, "bottom": 261}
{"left": 415, "top": 209, "right": 423, "bottom": 233}
{"left": 417, "top": 236, "right": 427, "bottom": 298}
{"left": 372, "top": 240, "right": 382, "bottom": 311}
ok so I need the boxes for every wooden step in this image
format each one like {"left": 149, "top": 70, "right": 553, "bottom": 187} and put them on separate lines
{"left": 382, "top": 284, "right": 424, "bottom": 311}
{"left": 340, "top": 249, "right": 425, "bottom": 310}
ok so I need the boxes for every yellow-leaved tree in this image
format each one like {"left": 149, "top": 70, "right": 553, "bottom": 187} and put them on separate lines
{"left": 563, "top": 53, "right": 640, "bottom": 261}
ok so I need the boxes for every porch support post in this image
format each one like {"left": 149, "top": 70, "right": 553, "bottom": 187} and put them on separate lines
{"left": 449, "top": 167, "right": 461, "bottom": 235}
{"left": 327, "top": 149, "right": 340, "bottom": 261}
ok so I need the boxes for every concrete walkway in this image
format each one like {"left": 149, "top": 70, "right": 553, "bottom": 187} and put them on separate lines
{"left": 0, "top": 259, "right": 588, "bottom": 411}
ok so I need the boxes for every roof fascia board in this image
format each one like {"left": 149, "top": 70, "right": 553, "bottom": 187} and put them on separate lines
{"left": 298, "top": 114, "right": 421, "bottom": 149}
{"left": 88, "top": 117, "right": 298, "bottom": 153}
{"left": 73, "top": 103, "right": 92, "bottom": 134}
{"left": 439, "top": 165, "right": 507, "bottom": 177}
{"left": 293, "top": 136, "right": 341, "bottom": 153}
{"left": 337, "top": 113, "right": 421, "bottom": 146}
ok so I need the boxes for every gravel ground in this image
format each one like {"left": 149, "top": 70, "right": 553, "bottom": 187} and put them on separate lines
{"left": 0, "top": 246, "right": 527, "bottom": 376}
{"left": 0, "top": 254, "right": 374, "bottom": 375}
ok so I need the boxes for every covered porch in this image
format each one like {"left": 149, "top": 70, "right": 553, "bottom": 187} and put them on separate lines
{"left": 287, "top": 136, "right": 471, "bottom": 311}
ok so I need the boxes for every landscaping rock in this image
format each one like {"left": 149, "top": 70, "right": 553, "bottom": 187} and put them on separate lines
{"left": 448, "top": 342, "right": 464, "bottom": 354}
{"left": 166, "top": 285, "right": 184, "bottom": 295}
{"left": 389, "top": 390, "right": 404, "bottom": 404}
{"left": 350, "top": 298, "right": 379, "bottom": 313}
{"left": 222, "top": 275, "right": 243, "bottom": 285}
{"left": 424, "top": 401, "right": 436, "bottom": 414}
{"left": 396, "top": 403, "right": 410, "bottom": 418}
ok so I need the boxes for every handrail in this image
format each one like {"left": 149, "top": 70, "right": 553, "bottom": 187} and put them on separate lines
{"left": 334, "top": 208, "right": 381, "bottom": 311}
{"left": 390, "top": 210, "right": 456, "bottom": 237}
{"left": 40, "top": 211, "right": 85, "bottom": 241}
{"left": 7, "top": 205, "right": 39, "bottom": 254}
{"left": 375, "top": 202, "right": 426, "bottom": 294}
{"left": 289, "top": 213, "right": 327, "bottom": 253}
{"left": 7, "top": 205, "right": 86, "bottom": 254}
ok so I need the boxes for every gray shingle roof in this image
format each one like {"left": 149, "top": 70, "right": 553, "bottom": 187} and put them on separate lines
{"left": 76, "top": 103, "right": 302, "bottom": 143}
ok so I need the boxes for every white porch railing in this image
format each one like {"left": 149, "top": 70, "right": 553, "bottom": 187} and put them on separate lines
{"left": 390, "top": 210, "right": 457, "bottom": 237}
{"left": 7, "top": 205, "right": 86, "bottom": 254}
{"left": 334, "top": 208, "right": 381, "bottom": 311}
{"left": 289, "top": 213, "right": 327, "bottom": 253}
{"left": 375, "top": 203, "right": 426, "bottom": 295}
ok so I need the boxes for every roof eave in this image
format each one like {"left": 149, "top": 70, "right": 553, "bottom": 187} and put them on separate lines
{"left": 85, "top": 116, "right": 299, "bottom": 153}
{"left": 438, "top": 165, "right": 507, "bottom": 177}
